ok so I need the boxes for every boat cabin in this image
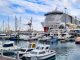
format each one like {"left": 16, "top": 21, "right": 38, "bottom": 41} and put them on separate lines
{"left": 3, "top": 41, "right": 14, "bottom": 47}
{"left": 30, "top": 44, "right": 51, "bottom": 55}
{"left": 36, "top": 44, "right": 50, "bottom": 50}
{"left": 30, "top": 49, "right": 46, "bottom": 55}
{"left": 19, "top": 48, "right": 33, "bottom": 52}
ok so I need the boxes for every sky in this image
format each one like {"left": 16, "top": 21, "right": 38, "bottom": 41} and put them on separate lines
{"left": 0, "top": 0, "right": 80, "bottom": 31}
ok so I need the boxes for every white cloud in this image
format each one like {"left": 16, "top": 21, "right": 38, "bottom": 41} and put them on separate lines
{"left": 8, "top": 0, "right": 57, "bottom": 13}
{"left": 0, "top": 1, "right": 12, "bottom": 13}
{"left": 0, "top": 0, "right": 80, "bottom": 31}
{"left": 14, "top": 7, "right": 25, "bottom": 13}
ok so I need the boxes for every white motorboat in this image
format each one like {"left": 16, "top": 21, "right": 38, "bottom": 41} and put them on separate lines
{"left": 19, "top": 32, "right": 43, "bottom": 40}
{"left": 0, "top": 33, "right": 6, "bottom": 36}
{"left": 0, "top": 41, "right": 19, "bottom": 51}
{"left": 39, "top": 36, "right": 51, "bottom": 41}
{"left": 22, "top": 44, "right": 56, "bottom": 60}
{"left": 0, "top": 41, "right": 19, "bottom": 56}
{"left": 15, "top": 48, "right": 33, "bottom": 58}
{"left": 19, "top": 34, "right": 30, "bottom": 40}
{"left": 0, "top": 33, "right": 11, "bottom": 39}
{"left": 19, "top": 34, "right": 38, "bottom": 40}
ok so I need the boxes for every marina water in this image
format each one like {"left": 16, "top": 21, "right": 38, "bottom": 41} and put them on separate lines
{"left": 1, "top": 39, "right": 80, "bottom": 60}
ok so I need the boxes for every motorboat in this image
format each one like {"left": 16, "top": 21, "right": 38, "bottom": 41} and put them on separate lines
{"left": 0, "top": 41, "right": 19, "bottom": 57}
{"left": 0, "top": 33, "right": 10, "bottom": 39}
{"left": 14, "top": 42, "right": 37, "bottom": 58}
{"left": 0, "top": 41, "right": 19, "bottom": 51}
{"left": 19, "top": 32, "right": 43, "bottom": 41}
{"left": 2, "top": 41, "right": 18, "bottom": 50}
{"left": 39, "top": 36, "right": 51, "bottom": 41}
{"left": 19, "top": 34, "right": 30, "bottom": 40}
{"left": 9, "top": 33, "right": 19, "bottom": 41}
{"left": 15, "top": 48, "right": 33, "bottom": 58}
{"left": 21, "top": 44, "right": 56, "bottom": 60}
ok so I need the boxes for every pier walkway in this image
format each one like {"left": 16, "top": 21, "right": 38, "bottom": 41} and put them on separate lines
{"left": 0, "top": 56, "right": 16, "bottom": 60}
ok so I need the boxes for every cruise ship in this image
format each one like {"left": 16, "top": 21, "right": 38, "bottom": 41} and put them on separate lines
{"left": 41, "top": 10, "right": 80, "bottom": 34}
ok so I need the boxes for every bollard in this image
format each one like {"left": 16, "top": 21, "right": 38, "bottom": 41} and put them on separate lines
{"left": 17, "top": 51, "right": 20, "bottom": 60}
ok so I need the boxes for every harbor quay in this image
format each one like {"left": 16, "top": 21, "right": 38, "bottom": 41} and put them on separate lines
{"left": 0, "top": 56, "right": 16, "bottom": 60}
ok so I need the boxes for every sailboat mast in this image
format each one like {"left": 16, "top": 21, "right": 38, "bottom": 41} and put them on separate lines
{"left": 8, "top": 16, "right": 9, "bottom": 31}
{"left": 15, "top": 16, "right": 18, "bottom": 32}
{"left": 30, "top": 17, "right": 32, "bottom": 31}
{"left": 3, "top": 20, "right": 4, "bottom": 32}
{"left": 19, "top": 16, "right": 21, "bottom": 31}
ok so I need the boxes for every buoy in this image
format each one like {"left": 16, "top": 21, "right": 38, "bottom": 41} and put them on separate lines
{"left": 32, "top": 43, "right": 36, "bottom": 48}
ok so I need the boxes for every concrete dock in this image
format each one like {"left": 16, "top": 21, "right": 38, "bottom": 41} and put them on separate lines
{"left": 0, "top": 56, "right": 16, "bottom": 60}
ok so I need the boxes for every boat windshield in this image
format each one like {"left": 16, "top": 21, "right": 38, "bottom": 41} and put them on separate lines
{"left": 26, "top": 49, "right": 33, "bottom": 52}
{"left": 36, "top": 47, "right": 39, "bottom": 49}
{"left": 31, "top": 51, "right": 37, "bottom": 54}
{"left": 3, "top": 44, "right": 13, "bottom": 47}
{"left": 39, "top": 51, "right": 45, "bottom": 54}
{"left": 36, "top": 47, "right": 44, "bottom": 50}
{"left": 19, "top": 49, "right": 26, "bottom": 52}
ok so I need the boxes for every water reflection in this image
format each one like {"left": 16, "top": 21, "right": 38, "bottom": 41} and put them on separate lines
{"left": 53, "top": 42, "right": 80, "bottom": 60}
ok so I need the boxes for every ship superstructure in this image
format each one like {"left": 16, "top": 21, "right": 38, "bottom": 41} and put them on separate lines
{"left": 41, "top": 10, "right": 80, "bottom": 34}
